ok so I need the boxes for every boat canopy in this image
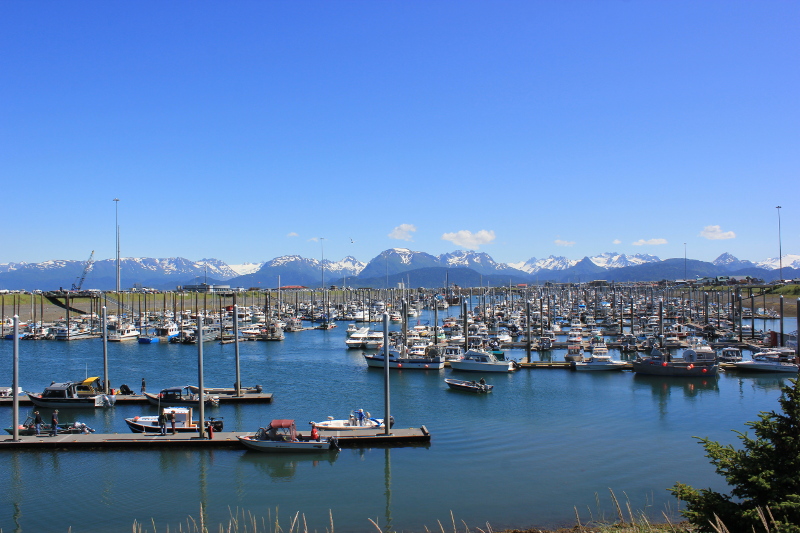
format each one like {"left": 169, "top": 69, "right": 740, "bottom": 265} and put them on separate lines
{"left": 80, "top": 377, "right": 101, "bottom": 387}
{"left": 269, "top": 419, "right": 295, "bottom": 428}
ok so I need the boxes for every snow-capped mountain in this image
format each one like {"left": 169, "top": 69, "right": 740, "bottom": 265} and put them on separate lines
{"left": 756, "top": 255, "right": 800, "bottom": 270}
{"left": 508, "top": 256, "right": 578, "bottom": 274}
{"left": 712, "top": 253, "right": 756, "bottom": 272}
{"left": 510, "top": 253, "right": 661, "bottom": 274}
{"left": 226, "top": 262, "right": 265, "bottom": 276}
{"left": 589, "top": 252, "right": 660, "bottom": 269}
{"left": 438, "top": 250, "right": 522, "bottom": 275}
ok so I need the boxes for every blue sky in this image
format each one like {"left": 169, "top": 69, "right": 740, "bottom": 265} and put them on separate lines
{"left": 1, "top": 1, "right": 797, "bottom": 266}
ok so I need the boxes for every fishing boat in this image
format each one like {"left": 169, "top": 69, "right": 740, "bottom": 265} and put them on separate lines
{"left": 444, "top": 378, "right": 493, "bottom": 393}
{"left": 732, "top": 351, "right": 799, "bottom": 373}
{"left": 237, "top": 420, "right": 339, "bottom": 453}
{"left": 631, "top": 347, "right": 719, "bottom": 377}
{"left": 571, "top": 354, "right": 628, "bottom": 371}
{"left": 108, "top": 323, "right": 140, "bottom": 342}
{"left": 27, "top": 377, "right": 116, "bottom": 408}
{"left": 143, "top": 386, "right": 220, "bottom": 407}
{"left": 718, "top": 346, "right": 743, "bottom": 362}
{"left": 310, "top": 409, "right": 393, "bottom": 430}
{"left": 449, "top": 349, "right": 518, "bottom": 373}
{"left": 124, "top": 406, "right": 224, "bottom": 433}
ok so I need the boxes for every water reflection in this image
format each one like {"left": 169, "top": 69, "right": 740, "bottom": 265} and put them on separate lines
{"left": 725, "top": 373, "right": 789, "bottom": 395}
{"left": 633, "top": 374, "right": 719, "bottom": 399}
{"left": 238, "top": 451, "right": 339, "bottom": 480}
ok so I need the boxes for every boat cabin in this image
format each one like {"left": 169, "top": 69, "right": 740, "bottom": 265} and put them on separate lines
{"left": 76, "top": 377, "right": 102, "bottom": 397}
{"left": 258, "top": 419, "right": 298, "bottom": 442}
{"left": 41, "top": 382, "right": 79, "bottom": 399}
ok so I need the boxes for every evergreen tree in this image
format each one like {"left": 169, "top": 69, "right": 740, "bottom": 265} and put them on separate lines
{"left": 670, "top": 378, "right": 800, "bottom": 532}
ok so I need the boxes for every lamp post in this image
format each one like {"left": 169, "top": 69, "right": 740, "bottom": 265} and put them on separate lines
{"left": 114, "top": 198, "right": 120, "bottom": 293}
{"left": 777, "top": 206, "right": 783, "bottom": 282}
{"left": 319, "top": 237, "right": 325, "bottom": 289}
{"left": 684, "top": 243, "right": 687, "bottom": 281}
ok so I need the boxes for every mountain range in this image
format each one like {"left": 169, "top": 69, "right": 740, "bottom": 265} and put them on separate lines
{"left": 0, "top": 250, "right": 797, "bottom": 291}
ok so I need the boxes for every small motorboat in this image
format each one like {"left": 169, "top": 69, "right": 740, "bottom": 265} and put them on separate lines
{"left": 310, "top": 409, "right": 393, "bottom": 431}
{"left": 444, "top": 378, "right": 493, "bottom": 393}
{"left": 449, "top": 350, "right": 517, "bottom": 373}
{"left": 124, "top": 406, "right": 223, "bottom": 433}
{"left": 144, "top": 386, "right": 220, "bottom": 407}
{"left": 5, "top": 413, "right": 95, "bottom": 436}
{"left": 733, "top": 351, "right": 799, "bottom": 373}
{"left": 571, "top": 354, "right": 628, "bottom": 371}
{"left": 238, "top": 420, "right": 339, "bottom": 453}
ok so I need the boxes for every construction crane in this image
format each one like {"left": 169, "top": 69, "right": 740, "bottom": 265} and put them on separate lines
{"left": 72, "top": 250, "right": 95, "bottom": 291}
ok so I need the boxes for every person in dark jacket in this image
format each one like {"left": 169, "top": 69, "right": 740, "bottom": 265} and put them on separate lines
{"left": 50, "top": 410, "right": 59, "bottom": 436}
{"left": 34, "top": 411, "right": 43, "bottom": 436}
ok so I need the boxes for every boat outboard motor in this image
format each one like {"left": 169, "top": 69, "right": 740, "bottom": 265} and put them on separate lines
{"left": 255, "top": 384, "right": 263, "bottom": 393}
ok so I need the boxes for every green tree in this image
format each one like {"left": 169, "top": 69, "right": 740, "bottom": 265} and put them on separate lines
{"left": 670, "top": 378, "right": 800, "bottom": 532}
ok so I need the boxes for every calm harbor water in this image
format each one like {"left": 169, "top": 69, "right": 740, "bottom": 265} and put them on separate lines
{"left": 0, "top": 313, "right": 795, "bottom": 533}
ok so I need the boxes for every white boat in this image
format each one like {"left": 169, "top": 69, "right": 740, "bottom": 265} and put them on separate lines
{"left": 345, "top": 328, "right": 383, "bottom": 349}
{"left": 449, "top": 349, "right": 518, "bottom": 373}
{"left": 310, "top": 409, "right": 392, "bottom": 431}
{"left": 572, "top": 354, "right": 627, "bottom": 371}
{"left": 733, "top": 351, "right": 799, "bottom": 373}
{"left": 238, "top": 420, "right": 339, "bottom": 453}
{"left": 718, "top": 347, "right": 743, "bottom": 362}
{"left": 53, "top": 325, "right": 97, "bottom": 341}
{"left": 364, "top": 346, "right": 445, "bottom": 369}
{"left": 108, "top": 323, "right": 140, "bottom": 342}
{"left": 124, "top": 406, "right": 224, "bottom": 433}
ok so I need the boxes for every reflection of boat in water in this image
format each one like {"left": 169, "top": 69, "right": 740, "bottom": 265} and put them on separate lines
{"left": 238, "top": 420, "right": 339, "bottom": 453}
{"left": 311, "top": 409, "right": 392, "bottom": 430}
{"left": 633, "top": 373, "right": 719, "bottom": 397}
{"left": 238, "top": 445, "right": 338, "bottom": 480}
{"left": 27, "top": 377, "right": 116, "bottom": 408}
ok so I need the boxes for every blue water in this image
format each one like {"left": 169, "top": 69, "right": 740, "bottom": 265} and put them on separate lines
{"left": 0, "top": 315, "right": 795, "bottom": 533}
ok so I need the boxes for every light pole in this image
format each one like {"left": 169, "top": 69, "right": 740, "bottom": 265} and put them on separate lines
{"left": 684, "top": 243, "right": 687, "bottom": 281}
{"left": 319, "top": 237, "right": 325, "bottom": 289}
{"left": 114, "top": 198, "right": 120, "bottom": 293}
{"left": 777, "top": 206, "right": 783, "bottom": 282}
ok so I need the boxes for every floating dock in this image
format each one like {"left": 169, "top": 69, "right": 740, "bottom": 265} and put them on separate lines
{"left": 0, "top": 426, "right": 431, "bottom": 450}
{"left": 0, "top": 392, "right": 274, "bottom": 407}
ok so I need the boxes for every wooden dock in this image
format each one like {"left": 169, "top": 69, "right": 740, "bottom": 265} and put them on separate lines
{"left": 0, "top": 427, "right": 431, "bottom": 450}
{"left": 0, "top": 392, "right": 274, "bottom": 407}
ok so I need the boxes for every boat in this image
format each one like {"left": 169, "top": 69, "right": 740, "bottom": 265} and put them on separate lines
{"left": 185, "top": 384, "right": 263, "bottom": 395}
{"left": 124, "top": 406, "right": 224, "bottom": 433}
{"left": 631, "top": 347, "right": 719, "bottom": 377}
{"left": 27, "top": 377, "right": 116, "bottom": 408}
{"left": 137, "top": 335, "right": 160, "bottom": 344}
{"left": 449, "top": 349, "right": 518, "bottom": 373}
{"left": 571, "top": 354, "right": 628, "bottom": 371}
{"left": 363, "top": 345, "right": 445, "bottom": 369}
{"left": 237, "top": 420, "right": 339, "bottom": 453}
{"left": 732, "top": 351, "right": 799, "bottom": 373}
{"left": 144, "top": 386, "right": 220, "bottom": 407}
{"left": 444, "top": 378, "right": 493, "bottom": 393}
{"left": 53, "top": 325, "right": 97, "bottom": 341}
{"left": 718, "top": 346, "right": 743, "bottom": 362}
{"left": 5, "top": 413, "right": 95, "bottom": 436}
{"left": 108, "top": 323, "right": 140, "bottom": 342}
{"left": 310, "top": 409, "right": 393, "bottom": 430}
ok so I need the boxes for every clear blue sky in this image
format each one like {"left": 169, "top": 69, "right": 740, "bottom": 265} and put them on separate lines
{"left": 1, "top": 1, "right": 797, "bottom": 266}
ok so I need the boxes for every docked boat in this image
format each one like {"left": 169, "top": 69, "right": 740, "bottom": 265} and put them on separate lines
{"left": 108, "top": 323, "right": 140, "bottom": 342}
{"left": 364, "top": 345, "right": 445, "bottom": 369}
{"left": 144, "top": 386, "right": 220, "bottom": 407}
{"left": 53, "top": 325, "right": 97, "bottom": 341}
{"left": 238, "top": 420, "right": 339, "bottom": 453}
{"left": 124, "top": 406, "right": 224, "bottom": 433}
{"left": 5, "top": 413, "right": 95, "bottom": 436}
{"left": 449, "top": 349, "right": 518, "bottom": 373}
{"left": 631, "top": 347, "right": 719, "bottom": 377}
{"left": 444, "top": 378, "right": 493, "bottom": 393}
{"left": 27, "top": 377, "right": 116, "bottom": 408}
{"left": 571, "top": 354, "right": 628, "bottom": 371}
{"left": 732, "top": 351, "right": 799, "bottom": 373}
{"left": 718, "top": 346, "right": 743, "bottom": 362}
{"left": 185, "top": 384, "right": 262, "bottom": 395}
{"left": 310, "top": 409, "right": 393, "bottom": 431}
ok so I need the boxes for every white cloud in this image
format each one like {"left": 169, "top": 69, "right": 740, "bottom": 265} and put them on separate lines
{"left": 286, "top": 232, "right": 298, "bottom": 238}
{"left": 699, "top": 225, "right": 736, "bottom": 240}
{"left": 612, "top": 239, "right": 621, "bottom": 245}
{"left": 554, "top": 239, "right": 575, "bottom": 247}
{"left": 441, "top": 229, "right": 496, "bottom": 250}
{"left": 633, "top": 238, "right": 668, "bottom": 246}
{"left": 307, "top": 237, "right": 319, "bottom": 242}
{"left": 388, "top": 224, "right": 417, "bottom": 241}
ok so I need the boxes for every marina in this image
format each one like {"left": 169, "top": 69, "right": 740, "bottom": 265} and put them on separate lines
{"left": 1, "top": 289, "right": 798, "bottom": 532}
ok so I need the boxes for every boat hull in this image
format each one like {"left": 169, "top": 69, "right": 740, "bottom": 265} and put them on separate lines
{"left": 27, "top": 394, "right": 116, "bottom": 408}
{"left": 364, "top": 355, "right": 444, "bottom": 369}
{"left": 449, "top": 361, "right": 515, "bottom": 372}
{"left": 237, "top": 435, "right": 336, "bottom": 453}
{"left": 444, "top": 378, "right": 493, "bottom": 392}
{"left": 631, "top": 360, "right": 718, "bottom": 377}
{"left": 732, "top": 362, "right": 799, "bottom": 373}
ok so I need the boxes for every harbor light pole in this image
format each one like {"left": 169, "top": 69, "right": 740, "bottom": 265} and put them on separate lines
{"left": 683, "top": 243, "right": 687, "bottom": 281}
{"left": 114, "top": 198, "right": 120, "bottom": 293}
{"left": 777, "top": 206, "right": 783, "bottom": 282}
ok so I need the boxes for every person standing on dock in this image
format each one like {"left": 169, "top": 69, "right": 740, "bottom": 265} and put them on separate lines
{"left": 158, "top": 410, "right": 167, "bottom": 435}
{"left": 33, "top": 411, "right": 42, "bottom": 436}
{"left": 169, "top": 410, "right": 176, "bottom": 434}
{"left": 141, "top": 377, "right": 146, "bottom": 395}
{"left": 50, "top": 410, "right": 58, "bottom": 437}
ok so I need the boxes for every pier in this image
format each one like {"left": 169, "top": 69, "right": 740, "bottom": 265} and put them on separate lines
{"left": 0, "top": 426, "right": 431, "bottom": 450}
{"left": 0, "top": 392, "right": 274, "bottom": 407}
